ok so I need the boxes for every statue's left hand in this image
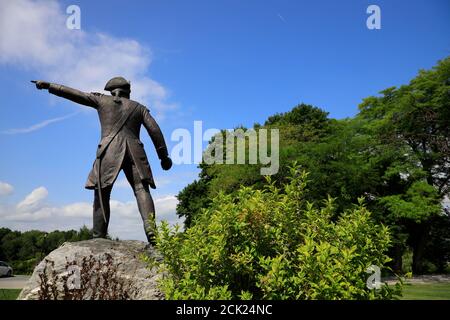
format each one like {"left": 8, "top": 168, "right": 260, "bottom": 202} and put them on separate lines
{"left": 161, "top": 157, "right": 172, "bottom": 171}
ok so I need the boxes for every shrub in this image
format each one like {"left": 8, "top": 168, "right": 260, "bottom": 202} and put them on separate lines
{"left": 157, "top": 165, "right": 402, "bottom": 299}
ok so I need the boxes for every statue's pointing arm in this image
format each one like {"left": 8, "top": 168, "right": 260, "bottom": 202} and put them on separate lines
{"left": 142, "top": 107, "right": 172, "bottom": 171}
{"left": 33, "top": 81, "right": 99, "bottom": 108}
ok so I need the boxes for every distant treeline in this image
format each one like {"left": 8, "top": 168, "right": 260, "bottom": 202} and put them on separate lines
{"left": 0, "top": 227, "right": 93, "bottom": 274}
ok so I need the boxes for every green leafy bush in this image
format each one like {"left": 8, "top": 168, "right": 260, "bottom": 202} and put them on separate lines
{"left": 157, "top": 165, "right": 402, "bottom": 300}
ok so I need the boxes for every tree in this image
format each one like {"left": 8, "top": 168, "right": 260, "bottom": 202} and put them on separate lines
{"left": 358, "top": 57, "right": 450, "bottom": 273}
{"left": 176, "top": 104, "right": 333, "bottom": 228}
{"left": 176, "top": 178, "right": 211, "bottom": 227}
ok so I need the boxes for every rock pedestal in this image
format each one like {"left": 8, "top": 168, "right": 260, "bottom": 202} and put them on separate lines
{"left": 18, "top": 238, "right": 164, "bottom": 300}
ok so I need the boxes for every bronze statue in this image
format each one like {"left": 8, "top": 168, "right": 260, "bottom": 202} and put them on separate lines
{"left": 32, "top": 77, "right": 172, "bottom": 245}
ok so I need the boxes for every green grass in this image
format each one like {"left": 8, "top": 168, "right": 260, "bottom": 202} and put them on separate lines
{"left": 0, "top": 289, "right": 21, "bottom": 300}
{"left": 400, "top": 283, "right": 450, "bottom": 300}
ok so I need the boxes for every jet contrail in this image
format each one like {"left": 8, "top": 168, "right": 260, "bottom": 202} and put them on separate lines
{"left": 1, "top": 111, "right": 79, "bottom": 134}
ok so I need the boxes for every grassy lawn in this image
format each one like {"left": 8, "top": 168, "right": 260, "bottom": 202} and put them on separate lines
{"left": 0, "top": 289, "right": 21, "bottom": 300}
{"left": 400, "top": 283, "right": 450, "bottom": 300}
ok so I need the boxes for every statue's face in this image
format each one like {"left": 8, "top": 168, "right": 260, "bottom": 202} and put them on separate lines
{"left": 111, "top": 88, "right": 130, "bottom": 99}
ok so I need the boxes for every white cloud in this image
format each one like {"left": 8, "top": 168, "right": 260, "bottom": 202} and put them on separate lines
{"left": 0, "top": 0, "right": 175, "bottom": 115}
{"left": 61, "top": 202, "right": 92, "bottom": 218}
{"left": 16, "top": 186, "right": 48, "bottom": 211}
{"left": 0, "top": 181, "right": 14, "bottom": 196}
{"left": 110, "top": 200, "right": 138, "bottom": 218}
{"left": 155, "top": 195, "right": 178, "bottom": 218}
{"left": 11, "top": 207, "right": 55, "bottom": 222}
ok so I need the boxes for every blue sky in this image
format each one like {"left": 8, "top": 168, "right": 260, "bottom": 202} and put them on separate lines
{"left": 0, "top": 0, "right": 449, "bottom": 240}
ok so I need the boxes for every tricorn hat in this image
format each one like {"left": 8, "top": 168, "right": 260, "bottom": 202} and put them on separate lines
{"left": 104, "top": 76, "right": 131, "bottom": 92}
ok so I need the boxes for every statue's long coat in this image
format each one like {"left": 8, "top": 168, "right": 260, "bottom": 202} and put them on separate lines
{"left": 49, "top": 84, "right": 168, "bottom": 189}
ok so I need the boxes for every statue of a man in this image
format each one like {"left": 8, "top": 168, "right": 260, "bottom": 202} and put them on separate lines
{"left": 33, "top": 77, "right": 172, "bottom": 245}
